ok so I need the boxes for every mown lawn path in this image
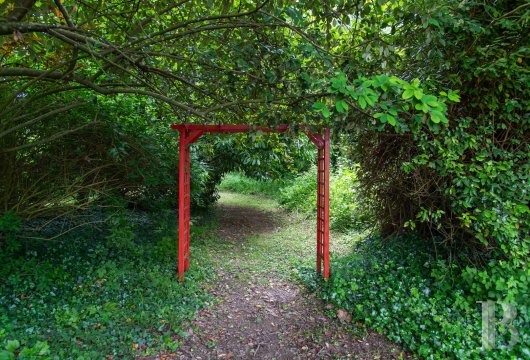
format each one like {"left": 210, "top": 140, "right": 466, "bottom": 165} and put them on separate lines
{"left": 170, "top": 192, "right": 408, "bottom": 359}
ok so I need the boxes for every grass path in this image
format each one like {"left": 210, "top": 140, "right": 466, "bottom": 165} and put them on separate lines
{"left": 165, "top": 192, "right": 408, "bottom": 359}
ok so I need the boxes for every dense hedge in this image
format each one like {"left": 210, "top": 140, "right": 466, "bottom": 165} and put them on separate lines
{"left": 0, "top": 92, "right": 220, "bottom": 220}
{"left": 334, "top": 0, "right": 529, "bottom": 262}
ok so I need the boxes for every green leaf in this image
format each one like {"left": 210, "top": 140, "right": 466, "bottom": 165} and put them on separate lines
{"left": 322, "top": 107, "right": 331, "bottom": 118}
{"left": 421, "top": 94, "right": 438, "bottom": 107}
{"left": 430, "top": 110, "right": 445, "bottom": 124}
{"left": 414, "top": 89, "right": 423, "bottom": 100}
{"left": 428, "top": 18, "right": 440, "bottom": 28}
{"left": 331, "top": 77, "right": 345, "bottom": 90}
{"left": 415, "top": 102, "right": 429, "bottom": 113}
{"left": 336, "top": 99, "right": 349, "bottom": 113}
{"left": 265, "top": 71, "right": 276, "bottom": 84}
{"left": 448, "top": 92, "right": 461, "bottom": 102}
{"left": 5, "top": 340, "right": 19, "bottom": 352}
{"left": 402, "top": 89, "right": 414, "bottom": 99}
{"left": 312, "top": 102, "right": 325, "bottom": 110}
{"left": 358, "top": 96, "right": 367, "bottom": 109}
{"left": 365, "top": 93, "right": 378, "bottom": 107}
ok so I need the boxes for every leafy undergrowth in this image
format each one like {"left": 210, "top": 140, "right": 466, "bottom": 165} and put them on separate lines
{"left": 0, "top": 209, "right": 216, "bottom": 359}
{"left": 299, "top": 236, "right": 529, "bottom": 359}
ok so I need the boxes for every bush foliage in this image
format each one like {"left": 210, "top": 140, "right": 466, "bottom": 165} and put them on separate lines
{"left": 324, "top": 0, "right": 529, "bottom": 264}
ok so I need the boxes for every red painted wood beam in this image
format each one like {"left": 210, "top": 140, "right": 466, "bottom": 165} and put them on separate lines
{"left": 184, "top": 130, "right": 204, "bottom": 145}
{"left": 178, "top": 131, "right": 187, "bottom": 282}
{"left": 323, "top": 128, "right": 330, "bottom": 279}
{"left": 171, "top": 124, "right": 289, "bottom": 133}
{"left": 306, "top": 132, "right": 324, "bottom": 149}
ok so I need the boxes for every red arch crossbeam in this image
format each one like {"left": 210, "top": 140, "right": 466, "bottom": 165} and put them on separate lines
{"left": 171, "top": 124, "right": 330, "bottom": 282}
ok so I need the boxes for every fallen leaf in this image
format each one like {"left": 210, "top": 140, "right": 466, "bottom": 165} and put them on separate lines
{"left": 337, "top": 309, "right": 352, "bottom": 322}
{"left": 13, "top": 30, "right": 23, "bottom": 42}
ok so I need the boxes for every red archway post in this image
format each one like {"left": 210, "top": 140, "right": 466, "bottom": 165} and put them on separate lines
{"left": 305, "top": 128, "right": 330, "bottom": 278}
{"left": 177, "top": 127, "right": 204, "bottom": 281}
{"left": 172, "top": 124, "right": 330, "bottom": 282}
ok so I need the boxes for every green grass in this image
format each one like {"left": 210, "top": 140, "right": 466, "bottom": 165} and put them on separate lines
{"left": 216, "top": 191, "right": 278, "bottom": 211}
{"left": 0, "top": 209, "right": 219, "bottom": 358}
{"left": 218, "top": 172, "right": 284, "bottom": 197}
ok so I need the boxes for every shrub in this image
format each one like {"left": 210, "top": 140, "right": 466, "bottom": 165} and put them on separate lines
{"left": 0, "top": 91, "right": 223, "bottom": 223}
{"left": 278, "top": 164, "right": 370, "bottom": 232}
{"left": 326, "top": 0, "right": 530, "bottom": 264}
{"left": 0, "top": 209, "right": 213, "bottom": 357}
{"left": 277, "top": 169, "right": 316, "bottom": 216}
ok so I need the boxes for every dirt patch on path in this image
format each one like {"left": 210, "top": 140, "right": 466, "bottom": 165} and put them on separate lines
{"left": 216, "top": 203, "right": 278, "bottom": 241}
{"left": 173, "top": 275, "right": 407, "bottom": 359}
{"left": 163, "top": 195, "right": 410, "bottom": 359}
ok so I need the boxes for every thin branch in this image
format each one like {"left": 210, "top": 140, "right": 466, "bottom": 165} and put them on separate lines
{"left": 0, "top": 101, "right": 84, "bottom": 139}
{"left": 2, "top": 123, "right": 95, "bottom": 153}
{"left": 53, "top": 0, "right": 78, "bottom": 73}
{"left": 129, "top": 0, "right": 191, "bottom": 36}
{"left": 4, "top": 0, "right": 36, "bottom": 22}
{"left": 18, "top": 220, "right": 106, "bottom": 242}
{"left": 0, "top": 68, "right": 206, "bottom": 118}
{"left": 125, "top": 1, "right": 270, "bottom": 47}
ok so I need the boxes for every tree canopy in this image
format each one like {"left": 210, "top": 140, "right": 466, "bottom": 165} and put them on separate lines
{"left": 1, "top": 0, "right": 528, "bottom": 259}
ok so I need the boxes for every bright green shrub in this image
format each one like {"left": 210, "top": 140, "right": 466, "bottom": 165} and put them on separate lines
{"left": 312, "top": 0, "right": 529, "bottom": 264}
{"left": 277, "top": 169, "right": 316, "bottom": 216}
{"left": 328, "top": 166, "right": 371, "bottom": 232}
{"left": 278, "top": 164, "right": 370, "bottom": 232}
{"left": 307, "top": 6, "right": 530, "bottom": 357}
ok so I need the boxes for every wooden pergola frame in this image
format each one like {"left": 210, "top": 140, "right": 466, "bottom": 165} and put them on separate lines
{"left": 171, "top": 124, "right": 330, "bottom": 282}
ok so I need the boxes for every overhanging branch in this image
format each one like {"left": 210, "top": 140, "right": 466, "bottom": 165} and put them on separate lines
{"left": 0, "top": 68, "right": 206, "bottom": 118}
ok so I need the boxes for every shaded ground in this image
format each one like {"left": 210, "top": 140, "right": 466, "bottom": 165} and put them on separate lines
{"left": 160, "top": 192, "right": 409, "bottom": 359}
{"left": 217, "top": 203, "right": 277, "bottom": 241}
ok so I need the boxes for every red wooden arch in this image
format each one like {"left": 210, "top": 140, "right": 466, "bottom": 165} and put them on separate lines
{"left": 171, "top": 124, "right": 330, "bottom": 282}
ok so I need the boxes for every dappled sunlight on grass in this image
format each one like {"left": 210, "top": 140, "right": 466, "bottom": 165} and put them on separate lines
{"left": 212, "top": 192, "right": 359, "bottom": 281}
